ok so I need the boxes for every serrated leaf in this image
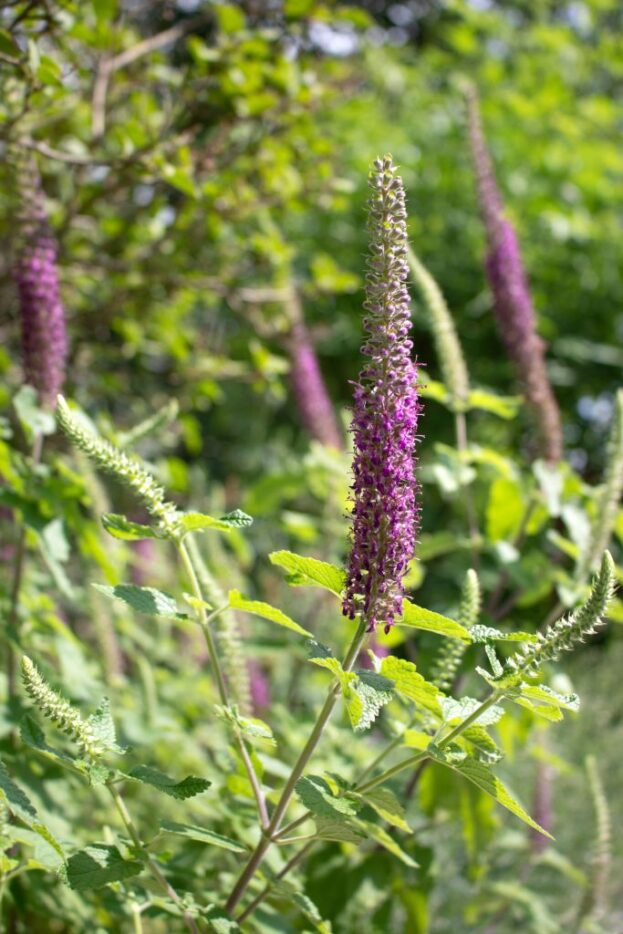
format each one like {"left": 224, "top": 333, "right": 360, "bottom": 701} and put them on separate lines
{"left": 402, "top": 729, "right": 432, "bottom": 751}
{"left": 519, "top": 683, "right": 579, "bottom": 712}
{"left": 178, "top": 509, "right": 253, "bottom": 535}
{"left": 93, "top": 583, "right": 189, "bottom": 619}
{"left": 0, "top": 762, "right": 64, "bottom": 859}
{"left": 398, "top": 600, "right": 470, "bottom": 640}
{"left": 355, "top": 819, "right": 418, "bottom": 867}
{"left": 440, "top": 696, "right": 504, "bottom": 727}
{"left": 87, "top": 698, "right": 123, "bottom": 752}
{"left": 63, "top": 844, "right": 142, "bottom": 891}
{"left": 269, "top": 551, "right": 345, "bottom": 596}
{"left": 20, "top": 715, "right": 76, "bottom": 766}
{"left": 458, "top": 725, "right": 503, "bottom": 764}
{"left": 348, "top": 672, "right": 394, "bottom": 732}
{"left": 351, "top": 787, "right": 410, "bottom": 832}
{"left": 204, "top": 906, "right": 241, "bottom": 932}
{"left": 295, "top": 775, "right": 359, "bottom": 821}
{"left": 314, "top": 817, "right": 366, "bottom": 843}
{"left": 379, "top": 657, "right": 442, "bottom": 716}
{"left": 160, "top": 820, "right": 245, "bottom": 853}
{"left": 228, "top": 590, "right": 312, "bottom": 637}
{"left": 429, "top": 749, "right": 552, "bottom": 838}
{"left": 5, "top": 826, "right": 63, "bottom": 871}
{"left": 127, "top": 766, "right": 210, "bottom": 800}
{"left": 101, "top": 513, "right": 164, "bottom": 541}
{"left": 271, "top": 882, "right": 333, "bottom": 934}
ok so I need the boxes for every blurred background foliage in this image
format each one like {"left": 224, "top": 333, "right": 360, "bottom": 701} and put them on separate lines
{"left": 1, "top": 1, "right": 622, "bottom": 931}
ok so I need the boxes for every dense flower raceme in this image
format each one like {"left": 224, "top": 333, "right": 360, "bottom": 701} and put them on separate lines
{"left": 466, "top": 88, "right": 563, "bottom": 464}
{"left": 342, "top": 156, "right": 422, "bottom": 633}
{"left": 13, "top": 155, "right": 67, "bottom": 409}
{"left": 285, "top": 288, "right": 343, "bottom": 450}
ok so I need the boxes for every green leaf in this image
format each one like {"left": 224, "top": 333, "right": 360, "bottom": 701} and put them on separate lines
{"left": 440, "top": 696, "right": 504, "bottom": 727}
{"left": 13, "top": 385, "right": 55, "bottom": 438}
{"left": 350, "top": 787, "right": 410, "bottom": 832}
{"left": 87, "top": 698, "right": 123, "bottom": 753}
{"left": 20, "top": 715, "right": 76, "bottom": 766}
{"left": 101, "top": 513, "right": 164, "bottom": 541}
{"left": 204, "top": 906, "right": 241, "bottom": 932}
{"left": 519, "top": 683, "right": 579, "bottom": 712}
{"left": 178, "top": 509, "right": 253, "bottom": 535}
{"left": 228, "top": 590, "right": 312, "bottom": 637}
{"left": 0, "top": 28, "right": 20, "bottom": 57}
{"left": 314, "top": 817, "right": 366, "bottom": 843}
{"left": 63, "top": 844, "right": 142, "bottom": 891}
{"left": 486, "top": 477, "right": 525, "bottom": 542}
{"left": 0, "top": 759, "right": 38, "bottom": 825}
{"left": 269, "top": 551, "right": 345, "bottom": 596}
{"left": 379, "top": 657, "right": 442, "bottom": 716}
{"left": 355, "top": 819, "right": 418, "bottom": 867}
{"left": 270, "top": 882, "right": 333, "bottom": 934}
{"left": 159, "top": 820, "right": 245, "bottom": 853}
{"left": 127, "top": 766, "right": 210, "bottom": 800}
{"left": 468, "top": 388, "right": 521, "bottom": 419}
{"left": 93, "top": 584, "right": 189, "bottom": 620}
{"left": 348, "top": 672, "right": 394, "bottom": 732}
{"left": 458, "top": 725, "right": 503, "bottom": 764}
{"left": 5, "top": 826, "right": 63, "bottom": 871}
{"left": 429, "top": 749, "right": 552, "bottom": 838}
{"left": 398, "top": 600, "right": 470, "bottom": 640}
{"left": 295, "top": 775, "right": 359, "bottom": 821}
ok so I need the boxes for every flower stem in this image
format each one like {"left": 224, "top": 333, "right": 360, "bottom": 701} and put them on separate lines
{"left": 454, "top": 410, "right": 479, "bottom": 567}
{"left": 106, "top": 782, "right": 200, "bottom": 934}
{"left": 225, "top": 618, "right": 368, "bottom": 914}
{"left": 177, "top": 540, "right": 269, "bottom": 828}
{"left": 235, "top": 841, "right": 315, "bottom": 924}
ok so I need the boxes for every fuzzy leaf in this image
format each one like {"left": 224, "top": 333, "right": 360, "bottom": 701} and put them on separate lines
{"left": 348, "top": 672, "right": 394, "bottom": 732}
{"left": 127, "top": 766, "right": 210, "bottom": 800}
{"left": 0, "top": 760, "right": 64, "bottom": 858}
{"left": 93, "top": 583, "right": 189, "bottom": 620}
{"left": 458, "top": 725, "right": 503, "bottom": 764}
{"left": 204, "top": 906, "right": 241, "bottom": 932}
{"left": 398, "top": 600, "right": 470, "bottom": 640}
{"left": 87, "top": 698, "right": 124, "bottom": 753}
{"left": 20, "top": 715, "right": 75, "bottom": 766}
{"left": 519, "top": 683, "right": 579, "bottom": 712}
{"left": 295, "top": 775, "right": 359, "bottom": 821}
{"left": 350, "top": 787, "right": 410, "bottom": 832}
{"left": 440, "top": 695, "right": 504, "bottom": 727}
{"left": 159, "top": 820, "right": 245, "bottom": 852}
{"left": 470, "top": 624, "right": 538, "bottom": 644}
{"left": 178, "top": 510, "right": 253, "bottom": 535}
{"left": 379, "top": 657, "right": 442, "bottom": 716}
{"left": 269, "top": 551, "right": 345, "bottom": 596}
{"left": 314, "top": 817, "right": 366, "bottom": 843}
{"left": 63, "top": 844, "right": 142, "bottom": 891}
{"left": 228, "top": 590, "right": 312, "bottom": 637}
{"left": 429, "top": 749, "right": 552, "bottom": 838}
{"left": 355, "top": 820, "right": 418, "bottom": 867}
{"left": 101, "top": 513, "right": 163, "bottom": 541}
{"left": 468, "top": 388, "right": 521, "bottom": 419}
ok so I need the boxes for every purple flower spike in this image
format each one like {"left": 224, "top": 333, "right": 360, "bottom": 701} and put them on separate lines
{"left": 13, "top": 160, "right": 67, "bottom": 409}
{"left": 342, "top": 156, "right": 422, "bottom": 633}
{"left": 467, "top": 88, "right": 562, "bottom": 464}
{"left": 287, "top": 314, "right": 343, "bottom": 450}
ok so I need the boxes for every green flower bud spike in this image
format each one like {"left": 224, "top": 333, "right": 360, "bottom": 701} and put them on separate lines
{"left": 505, "top": 552, "right": 615, "bottom": 679}
{"left": 21, "top": 656, "right": 103, "bottom": 759}
{"left": 56, "top": 396, "right": 178, "bottom": 535}
{"left": 407, "top": 246, "right": 470, "bottom": 412}
{"left": 432, "top": 568, "right": 480, "bottom": 691}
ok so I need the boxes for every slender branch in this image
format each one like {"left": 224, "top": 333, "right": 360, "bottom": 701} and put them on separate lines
{"left": 177, "top": 541, "right": 269, "bottom": 829}
{"left": 225, "top": 619, "right": 368, "bottom": 914}
{"left": 455, "top": 410, "right": 480, "bottom": 568}
{"left": 106, "top": 782, "right": 200, "bottom": 934}
{"left": 236, "top": 841, "right": 315, "bottom": 924}
{"left": 91, "top": 14, "right": 211, "bottom": 138}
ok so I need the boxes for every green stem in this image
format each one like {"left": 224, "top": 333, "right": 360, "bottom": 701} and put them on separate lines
{"left": 131, "top": 901, "right": 143, "bottom": 934}
{"left": 177, "top": 540, "right": 269, "bottom": 828}
{"left": 225, "top": 618, "right": 368, "bottom": 915}
{"left": 236, "top": 841, "right": 315, "bottom": 925}
{"left": 454, "top": 410, "right": 479, "bottom": 568}
{"left": 106, "top": 782, "right": 200, "bottom": 934}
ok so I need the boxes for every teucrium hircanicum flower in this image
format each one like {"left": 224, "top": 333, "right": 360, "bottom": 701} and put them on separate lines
{"left": 56, "top": 396, "right": 178, "bottom": 534}
{"left": 466, "top": 87, "right": 563, "bottom": 464}
{"left": 285, "top": 286, "right": 343, "bottom": 450}
{"left": 407, "top": 247, "right": 469, "bottom": 412}
{"left": 577, "top": 389, "right": 623, "bottom": 580}
{"left": 432, "top": 568, "right": 480, "bottom": 691}
{"left": 342, "top": 156, "right": 422, "bottom": 633}
{"left": 21, "top": 656, "right": 103, "bottom": 759}
{"left": 13, "top": 153, "right": 68, "bottom": 409}
{"left": 504, "top": 552, "right": 615, "bottom": 679}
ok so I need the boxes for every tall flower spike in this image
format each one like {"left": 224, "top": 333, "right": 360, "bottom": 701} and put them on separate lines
{"left": 21, "top": 656, "right": 103, "bottom": 759}
{"left": 407, "top": 247, "right": 470, "bottom": 412}
{"left": 504, "top": 551, "right": 615, "bottom": 679}
{"left": 13, "top": 150, "right": 67, "bottom": 409}
{"left": 577, "top": 389, "right": 623, "bottom": 580}
{"left": 284, "top": 285, "right": 343, "bottom": 450}
{"left": 466, "top": 87, "right": 563, "bottom": 464}
{"left": 342, "top": 156, "right": 422, "bottom": 633}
